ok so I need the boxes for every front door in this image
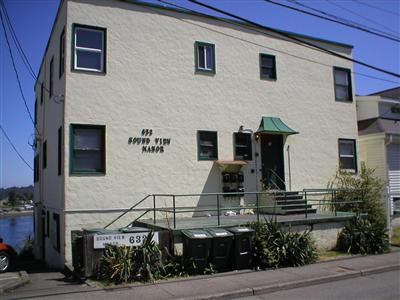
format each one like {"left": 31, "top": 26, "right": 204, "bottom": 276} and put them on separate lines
{"left": 260, "top": 134, "right": 285, "bottom": 190}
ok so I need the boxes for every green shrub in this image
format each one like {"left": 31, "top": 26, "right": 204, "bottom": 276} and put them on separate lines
{"left": 18, "top": 235, "right": 34, "bottom": 260}
{"left": 99, "top": 245, "right": 134, "bottom": 284}
{"left": 248, "top": 218, "right": 318, "bottom": 269}
{"left": 337, "top": 216, "right": 389, "bottom": 255}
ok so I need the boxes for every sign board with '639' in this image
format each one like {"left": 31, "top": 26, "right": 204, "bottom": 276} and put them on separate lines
{"left": 93, "top": 232, "right": 159, "bottom": 249}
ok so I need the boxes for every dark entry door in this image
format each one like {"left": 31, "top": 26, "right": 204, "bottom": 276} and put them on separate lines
{"left": 261, "top": 134, "right": 285, "bottom": 190}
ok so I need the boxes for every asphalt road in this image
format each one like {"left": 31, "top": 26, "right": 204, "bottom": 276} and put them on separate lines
{"left": 235, "top": 270, "right": 400, "bottom": 300}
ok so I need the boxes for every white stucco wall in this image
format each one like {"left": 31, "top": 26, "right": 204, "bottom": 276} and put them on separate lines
{"left": 359, "top": 134, "right": 388, "bottom": 184}
{"left": 33, "top": 0, "right": 360, "bottom": 265}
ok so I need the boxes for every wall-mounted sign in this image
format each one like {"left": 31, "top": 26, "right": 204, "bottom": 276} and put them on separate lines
{"left": 93, "top": 231, "right": 159, "bottom": 249}
{"left": 128, "top": 129, "right": 171, "bottom": 154}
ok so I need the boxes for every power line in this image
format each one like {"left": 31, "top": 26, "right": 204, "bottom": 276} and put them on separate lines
{"left": 0, "top": 124, "right": 33, "bottom": 171}
{"left": 263, "top": 0, "right": 400, "bottom": 42}
{"left": 0, "top": 0, "right": 36, "bottom": 79}
{"left": 352, "top": 0, "right": 400, "bottom": 17}
{"left": 187, "top": 0, "right": 400, "bottom": 78}
{"left": 326, "top": 0, "right": 399, "bottom": 36}
{"left": 287, "top": 0, "right": 399, "bottom": 40}
{"left": 156, "top": 0, "right": 399, "bottom": 85}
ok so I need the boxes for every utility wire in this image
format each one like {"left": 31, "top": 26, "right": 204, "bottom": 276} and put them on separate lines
{"left": 0, "top": 124, "right": 34, "bottom": 171}
{"left": 0, "top": 0, "right": 36, "bottom": 79}
{"left": 287, "top": 0, "right": 399, "bottom": 40}
{"left": 187, "top": 0, "right": 400, "bottom": 78}
{"left": 157, "top": 0, "right": 399, "bottom": 85}
{"left": 263, "top": 0, "right": 400, "bottom": 42}
{"left": 326, "top": 0, "right": 399, "bottom": 36}
{"left": 0, "top": 7, "right": 39, "bottom": 134}
{"left": 352, "top": 0, "right": 400, "bottom": 17}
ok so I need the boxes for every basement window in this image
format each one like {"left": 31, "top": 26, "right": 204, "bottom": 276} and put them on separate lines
{"left": 73, "top": 24, "right": 106, "bottom": 73}
{"left": 334, "top": 67, "right": 352, "bottom": 102}
{"left": 338, "top": 139, "right": 357, "bottom": 173}
{"left": 70, "top": 124, "right": 105, "bottom": 175}
{"left": 195, "top": 41, "right": 215, "bottom": 74}
{"left": 198, "top": 131, "right": 218, "bottom": 160}
{"left": 234, "top": 132, "right": 252, "bottom": 160}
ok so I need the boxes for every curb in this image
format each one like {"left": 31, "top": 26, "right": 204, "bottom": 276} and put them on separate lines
{"left": 191, "top": 264, "right": 400, "bottom": 300}
{"left": 0, "top": 271, "right": 30, "bottom": 294}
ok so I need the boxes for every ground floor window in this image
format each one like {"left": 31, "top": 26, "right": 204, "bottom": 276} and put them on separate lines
{"left": 234, "top": 132, "right": 252, "bottom": 160}
{"left": 70, "top": 124, "right": 105, "bottom": 175}
{"left": 338, "top": 138, "right": 357, "bottom": 173}
{"left": 198, "top": 130, "right": 218, "bottom": 160}
{"left": 52, "top": 213, "right": 60, "bottom": 252}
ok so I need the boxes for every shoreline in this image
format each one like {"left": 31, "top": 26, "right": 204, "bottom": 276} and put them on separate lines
{"left": 0, "top": 211, "right": 33, "bottom": 218}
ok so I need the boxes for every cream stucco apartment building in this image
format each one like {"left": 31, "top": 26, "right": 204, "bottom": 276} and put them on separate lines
{"left": 33, "top": 0, "right": 358, "bottom": 268}
{"left": 356, "top": 87, "right": 400, "bottom": 214}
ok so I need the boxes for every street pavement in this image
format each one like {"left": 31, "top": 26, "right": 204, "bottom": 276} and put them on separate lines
{"left": 1, "top": 251, "right": 399, "bottom": 300}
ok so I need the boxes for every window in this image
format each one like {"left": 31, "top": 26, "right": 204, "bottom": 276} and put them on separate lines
{"left": 34, "top": 154, "right": 39, "bottom": 182}
{"left": 40, "top": 83, "right": 44, "bottom": 104}
{"left": 195, "top": 41, "right": 215, "bottom": 73}
{"left": 234, "top": 132, "right": 252, "bottom": 160}
{"left": 43, "top": 140, "right": 47, "bottom": 169}
{"left": 70, "top": 124, "right": 105, "bottom": 174}
{"left": 59, "top": 29, "right": 65, "bottom": 78}
{"left": 334, "top": 67, "right": 352, "bottom": 101}
{"left": 46, "top": 210, "right": 50, "bottom": 237}
{"left": 73, "top": 24, "right": 106, "bottom": 72}
{"left": 391, "top": 106, "right": 400, "bottom": 114}
{"left": 338, "top": 139, "right": 357, "bottom": 173}
{"left": 49, "top": 57, "right": 54, "bottom": 97}
{"left": 58, "top": 126, "right": 62, "bottom": 176}
{"left": 260, "top": 54, "right": 277, "bottom": 80}
{"left": 198, "top": 131, "right": 218, "bottom": 160}
{"left": 52, "top": 213, "right": 60, "bottom": 252}
{"left": 34, "top": 99, "right": 37, "bottom": 125}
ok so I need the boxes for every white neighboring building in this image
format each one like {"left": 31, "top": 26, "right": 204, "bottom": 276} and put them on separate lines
{"left": 356, "top": 87, "right": 400, "bottom": 215}
{"left": 33, "top": 0, "right": 358, "bottom": 268}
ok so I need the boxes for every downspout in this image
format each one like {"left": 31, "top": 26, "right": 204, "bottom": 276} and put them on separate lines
{"left": 287, "top": 145, "right": 291, "bottom": 192}
{"left": 385, "top": 134, "right": 393, "bottom": 239}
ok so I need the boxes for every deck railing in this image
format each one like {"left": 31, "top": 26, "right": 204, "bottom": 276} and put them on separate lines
{"left": 105, "top": 189, "right": 363, "bottom": 230}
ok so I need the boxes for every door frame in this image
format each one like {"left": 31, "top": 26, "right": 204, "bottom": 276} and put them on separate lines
{"left": 260, "top": 134, "right": 286, "bottom": 190}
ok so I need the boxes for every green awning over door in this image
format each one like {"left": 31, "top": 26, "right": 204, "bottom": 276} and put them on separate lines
{"left": 256, "top": 117, "right": 299, "bottom": 135}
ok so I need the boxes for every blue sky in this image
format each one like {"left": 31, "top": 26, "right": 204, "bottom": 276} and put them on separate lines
{"left": 0, "top": 0, "right": 399, "bottom": 188}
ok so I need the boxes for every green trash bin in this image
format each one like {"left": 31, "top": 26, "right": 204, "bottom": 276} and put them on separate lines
{"left": 182, "top": 229, "right": 212, "bottom": 274}
{"left": 206, "top": 228, "right": 234, "bottom": 272}
{"left": 227, "top": 227, "right": 254, "bottom": 270}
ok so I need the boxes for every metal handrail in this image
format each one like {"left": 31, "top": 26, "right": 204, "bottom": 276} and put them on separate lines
{"left": 265, "top": 168, "right": 286, "bottom": 190}
{"left": 104, "top": 194, "right": 151, "bottom": 229}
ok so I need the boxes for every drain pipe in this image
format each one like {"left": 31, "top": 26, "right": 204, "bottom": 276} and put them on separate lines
{"left": 385, "top": 134, "right": 393, "bottom": 239}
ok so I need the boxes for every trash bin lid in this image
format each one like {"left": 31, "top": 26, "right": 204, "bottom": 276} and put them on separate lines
{"left": 83, "top": 228, "right": 119, "bottom": 235}
{"left": 227, "top": 227, "right": 254, "bottom": 234}
{"left": 206, "top": 228, "right": 233, "bottom": 237}
{"left": 119, "top": 226, "right": 151, "bottom": 233}
{"left": 182, "top": 229, "right": 212, "bottom": 239}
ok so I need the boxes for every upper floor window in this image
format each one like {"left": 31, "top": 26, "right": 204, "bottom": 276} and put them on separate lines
{"left": 34, "top": 99, "right": 37, "bottom": 125}
{"left": 195, "top": 41, "right": 215, "bottom": 74}
{"left": 40, "top": 83, "right": 44, "bottom": 104}
{"left": 198, "top": 130, "right": 218, "bottom": 160}
{"left": 391, "top": 106, "right": 400, "bottom": 114}
{"left": 234, "top": 132, "right": 252, "bottom": 160}
{"left": 334, "top": 67, "right": 352, "bottom": 102}
{"left": 70, "top": 124, "right": 105, "bottom": 175}
{"left": 49, "top": 57, "right": 54, "bottom": 97}
{"left": 59, "top": 29, "right": 65, "bottom": 78}
{"left": 73, "top": 24, "right": 106, "bottom": 73}
{"left": 338, "top": 139, "right": 357, "bottom": 173}
{"left": 43, "top": 140, "right": 47, "bottom": 169}
{"left": 260, "top": 54, "right": 277, "bottom": 80}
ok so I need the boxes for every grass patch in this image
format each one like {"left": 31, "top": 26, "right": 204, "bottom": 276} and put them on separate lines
{"left": 391, "top": 227, "right": 400, "bottom": 246}
{"left": 318, "top": 250, "right": 351, "bottom": 261}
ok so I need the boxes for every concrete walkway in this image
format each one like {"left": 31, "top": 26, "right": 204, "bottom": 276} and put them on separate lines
{"left": 2, "top": 251, "right": 400, "bottom": 299}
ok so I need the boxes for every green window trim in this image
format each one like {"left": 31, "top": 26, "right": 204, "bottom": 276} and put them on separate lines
{"left": 338, "top": 138, "right": 357, "bottom": 173}
{"left": 234, "top": 132, "right": 253, "bottom": 160}
{"left": 197, "top": 130, "right": 218, "bottom": 161}
{"left": 194, "top": 41, "right": 216, "bottom": 74}
{"left": 333, "top": 67, "right": 353, "bottom": 102}
{"left": 71, "top": 23, "right": 107, "bottom": 74}
{"left": 259, "top": 53, "right": 277, "bottom": 80}
{"left": 69, "top": 124, "right": 106, "bottom": 176}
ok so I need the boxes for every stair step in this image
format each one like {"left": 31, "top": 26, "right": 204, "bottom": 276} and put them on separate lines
{"left": 283, "top": 208, "right": 317, "bottom": 215}
{"left": 275, "top": 195, "right": 303, "bottom": 201}
{"left": 276, "top": 199, "right": 306, "bottom": 205}
{"left": 281, "top": 204, "right": 313, "bottom": 210}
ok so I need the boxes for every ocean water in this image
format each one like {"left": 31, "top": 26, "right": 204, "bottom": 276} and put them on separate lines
{"left": 0, "top": 214, "right": 33, "bottom": 251}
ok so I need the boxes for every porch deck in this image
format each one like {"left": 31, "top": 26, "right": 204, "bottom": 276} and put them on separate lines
{"left": 134, "top": 211, "right": 356, "bottom": 233}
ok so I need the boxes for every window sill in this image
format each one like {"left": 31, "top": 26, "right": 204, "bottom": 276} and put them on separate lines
{"left": 335, "top": 98, "right": 353, "bottom": 103}
{"left": 260, "top": 76, "right": 277, "bottom": 81}
{"left": 195, "top": 69, "right": 216, "bottom": 76}
{"left": 71, "top": 68, "right": 106, "bottom": 75}
{"left": 70, "top": 171, "right": 106, "bottom": 177}
{"left": 198, "top": 157, "right": 218, "bottom": 161}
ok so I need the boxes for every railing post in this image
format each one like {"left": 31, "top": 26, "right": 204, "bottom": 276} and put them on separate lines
{"left": 173, "top": 195, "right": 176, "bottom": 229}
{"left": 217, "top": 194, "right": 220, "bottom": 226}
{"left": 153, "top": 195, "right": 156, "bottom": 224}
{"left": 305, "top": 191, "right": 308, "bottom": 219}
{"left": 334, "top": 190, "right": 337, "bottom": 216}
{"left": 256, "top": 193, "right": 260, "bottom": 223}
